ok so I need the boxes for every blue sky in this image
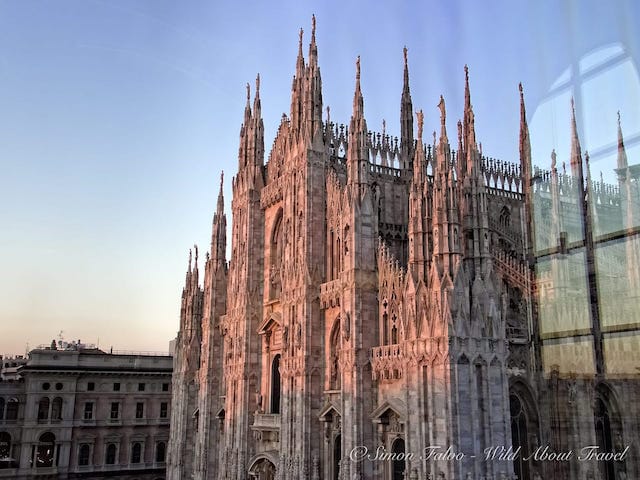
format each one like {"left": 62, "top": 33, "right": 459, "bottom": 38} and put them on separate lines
{"left": 1, "top": 0, "right": 638, "bottom": 355}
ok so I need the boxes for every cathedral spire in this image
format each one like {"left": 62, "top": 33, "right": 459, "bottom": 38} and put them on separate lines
{"left": 463, "top": 65, "right": 473, "bottom": 148}
{"left": 617, "top": 111, "right": 628, "bottom": 171}
{"left": 400, "top": 46, "right": 414, "bottom": 170}
{"left": 348, "top": 56, "right": 368, "bottom": 186}
{"left": 519, "top": 83, "right": 534, "bottom": 259}
{"left": 569, "top": 98, "right": 584, "bottom": 181}
{"left": 212, "top": 172, "right": 227, "bottom": 267}
{"left": 309, "top": 14, "right": 317, "bottom": 65}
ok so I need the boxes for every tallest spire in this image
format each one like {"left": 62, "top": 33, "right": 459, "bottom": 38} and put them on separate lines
{"left": 400, "top": 46, "right": 414, "bottom": 170}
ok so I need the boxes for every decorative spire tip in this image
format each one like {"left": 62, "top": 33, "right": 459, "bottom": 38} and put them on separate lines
{"left": 416, "top": 110, "right": 424, "bottom": 140}
{"left": 311, "top": 14, "right": 316, "bottom": 37}
{"left": 403, "top": 46, "right": 408, "bottom": 67}
{"left": 356, "top": 55, "right": 361, "bottom": 81}
{"left": 256, "top": 73, "right": 260, "bottom": 94}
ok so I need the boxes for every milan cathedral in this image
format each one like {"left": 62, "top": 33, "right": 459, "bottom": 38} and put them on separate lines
{"left": 167, "top": 17, "right": 639, "bottom": 480}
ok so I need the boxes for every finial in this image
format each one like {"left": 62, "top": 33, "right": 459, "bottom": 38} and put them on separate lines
{"left": 246, "top": 83, "right": 250, "bottom": 102}
{"left": 551, "top": 149, "right": 557, "bottom": 170}
{"left": 416, "top": 110, "right": 424, "bottom": 141}
{"left": 382, "top": 119, "right": 386, "bottom": 137}
{"left": 464, "top": 64, "right": 469, "bottom": 81}
{"left": 188, "top": 248, "right": 192, "bottom": 271}
{"left": 311, "top": 14, "right": 316, "bottom": 39}
{"left": 519, "top": 82, "right": 523, "bottom": 95}
{"left": 299, "top": 28, "right": 303, "bottom": 47}
{"left": 600, "top": 171, "right": 604, "bottom": 184}
{"left": 220, "top": 171, "right": 224, "bottom": 190}
{"left": 326, "top": 105, "right": 330, "bottom": 124}
{"left": 617, "top": 110, "right": 621, "bottom": 127}
{"left": 433, "top": 130, "right": 436, "bottom": 145}
{"left": 562, "top": 161, "right": 566, "bottom": 174}
{"left": 194, "top": 244, "right": 199, "bottom": 265}
{"left": 438, "top": 95, "right": 446, "bottom": 125}
{"left": 403, "top": 46, "right": 408, "bottom": 67}
{"left": 256, "top": 73, "right": 260, "bottom": 95}
{"left": 356, "top": 55, "right": 361, "bottom": 81}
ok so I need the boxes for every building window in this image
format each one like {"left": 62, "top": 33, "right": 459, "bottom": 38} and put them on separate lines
{"left": 37, "top": 397, "right": 50, "bottom": 421}
{"left": 5, "top": 400, "right": 17, "bottom": 421}
{"left": 113, "top": 383, "right": 120, "bottom": 391}
{"left": 105, "top": 444, "right": 116, "bottom": 465}
{"left": 135, "top": 402, "right": 144, "bottom": 419}
{"left": 78, "top": 444, "right": 90, "bottom": 466}
{"left": 160, "top": 402, "right": 168, "bottom": 419}
{"left": 110, "top": 402, "right": 120, "bottom": 420}
{"left": 138, "top": 383, "right": 145, "bottom": 392}
{"left": 270, "top": 354, "right": 281, "bottom": 414}
{"left": 55, "top": 383, "right": 63, "bottom": 391}
{"left": 87, "top": 382, "right": 95, "bottom": 391}
{"left": 51, "top": 397, "right": 62, "bottom": 421}
{"left": 131, "top": 442, "right": 142, "bottom": 464}
{"left": 155, "top": 442, "right": 166, "bottom": 463}
{"left": 83, "top": 402, "right": 93, "bottom": 420}
{"left": 36, "top": 432, "right": 55, "bottom": 468}
{"left": 0, "top": 432, "right": 12, "bottom": 468}
{"left": 162, "top": 383, "right": 169, "bottom": 392}
{"left": 0, "top": 399, "right": 4, "bottom": 420}
{"left": 42, "top": 382, "right": 50, "bottom": 391}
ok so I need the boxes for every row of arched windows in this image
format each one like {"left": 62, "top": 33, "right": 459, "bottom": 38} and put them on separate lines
{"left": 78, "top": 440, "right": 166, "bottom": 466}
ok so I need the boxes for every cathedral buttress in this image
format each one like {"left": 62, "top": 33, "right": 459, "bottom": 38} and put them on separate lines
{"left": 193, "top": 174, "right": 228, "bottom": 480}
{"left": 219, "top": 74, "right": 265, "bottom": 480}
{"left": 339, "top": 56, "right": 378, "bottom": 480}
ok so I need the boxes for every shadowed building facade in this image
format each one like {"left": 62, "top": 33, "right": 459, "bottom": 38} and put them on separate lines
{"left": 167, "top": 18, "right": 640, "bottom": 480}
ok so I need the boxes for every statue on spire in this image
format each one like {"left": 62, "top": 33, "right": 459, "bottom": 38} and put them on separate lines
{"left": 417, "top": 110, "right": 424, "bottom": 141}
{"left": 438, "top": 95, "right": 446, "bottom": 127}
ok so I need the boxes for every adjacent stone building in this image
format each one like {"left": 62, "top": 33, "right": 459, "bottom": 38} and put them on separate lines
{"left": 167, "top": 18, "right": 640, "bottom": 480}
{"left": 0, "top": 344, "right": 172, "bottom": 480}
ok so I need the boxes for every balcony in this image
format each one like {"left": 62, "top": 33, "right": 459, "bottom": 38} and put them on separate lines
{"left": 251, "top": 413, "right": 280, "bottom": 450}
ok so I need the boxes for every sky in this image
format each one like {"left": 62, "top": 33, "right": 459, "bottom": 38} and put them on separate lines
{"left": 0, "top": 0, "right": 638, "bottom": 355}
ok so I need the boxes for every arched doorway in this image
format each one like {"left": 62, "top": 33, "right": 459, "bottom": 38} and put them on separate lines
{"left": 249, "top": 457, "right": 276, "bottom": 480}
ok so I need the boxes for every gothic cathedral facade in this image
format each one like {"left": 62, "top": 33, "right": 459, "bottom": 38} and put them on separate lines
{"left": 167, "top": 18, "right": 639, "bottom": 480}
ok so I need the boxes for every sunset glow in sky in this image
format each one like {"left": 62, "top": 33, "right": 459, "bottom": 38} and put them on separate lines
{"left": 1, "top": 0, "right": 638, "bottom": 355}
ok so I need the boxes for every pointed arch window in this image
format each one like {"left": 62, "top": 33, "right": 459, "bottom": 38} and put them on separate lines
{"left": 270, "top": 211, "right": 283, "bottom": 299}
{"left": 510, "top": 394, "right": 530, "bottom": 480}
{"left": 329, "top": 319, "right": 341, "bottom": 390}
{"left": 270, "top": 354, "right": 281, "bottom": 414}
